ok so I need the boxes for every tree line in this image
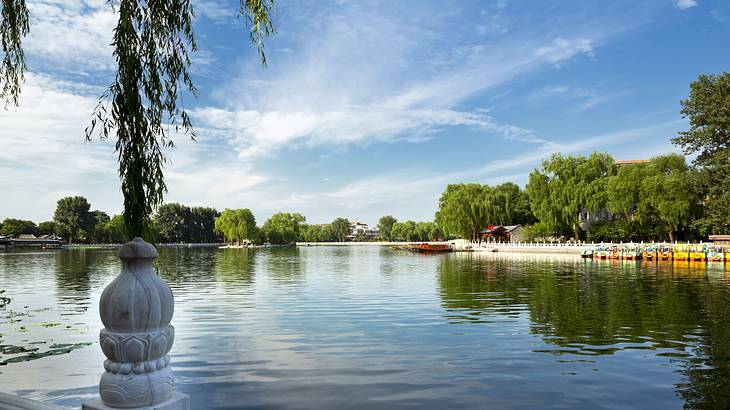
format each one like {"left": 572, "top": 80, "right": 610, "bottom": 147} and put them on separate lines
{"left": 433, "top": 73, "right": 729, "bottom": 243}
{"left": 2, "top": 73, "right": 727, "bottom": 245}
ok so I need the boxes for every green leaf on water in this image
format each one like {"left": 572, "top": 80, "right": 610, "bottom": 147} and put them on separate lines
{"left": 34, "top": 322, "right": 61, "bottom": 328}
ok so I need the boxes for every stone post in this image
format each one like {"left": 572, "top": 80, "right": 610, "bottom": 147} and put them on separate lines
{"left": 84, "top": 238, "right": 189, "bottom": 410}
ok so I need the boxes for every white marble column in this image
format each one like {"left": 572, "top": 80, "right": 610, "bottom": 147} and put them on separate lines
{"left": 83, "top": 238, "right": 189, "bottom": 410}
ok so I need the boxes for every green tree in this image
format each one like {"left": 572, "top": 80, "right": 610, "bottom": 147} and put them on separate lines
{"left": 37, "top": 221, "right": 56, "bottom": 235}
{"left": 105, "top": 214, "right": 129, "bottom": 243}
{"left": 526, "top": 152, "right": 616, "bottom": 239}
{"left": 214, "top": 209, "right": 258, "bottom": 245}
{"left": 330, "top": 218, "right": 350, "bottom": 242}
{"left": 640, "top": 154, "right": 696, "bottom": 242}
{"left": 89, "top": 210, "right": 111, "bottom": 242}
{"left": 377, "top": 215, "right": 398, "bottom": 241}
{"left": 528, "top": 221, "right": 555, "bottom": 241}
{"left": 435, "top": 183, "right": 509, "bottom": 241}
{"left": 0, "top": 1, "right": 275, "bottom": 239}
{"left": 262, "top": 212, "right": 305, "bottom": 245}
{"left": 299, "top": 224, "right": 335, "bottom": 242}
{"left": 0, "top": 218, "right": 36, "bottom": 237}
{"left": 606, "top": 163, "right": 647, "bottom": 220}
{"left": 495, "top": 182, "right": 536, "bottom": 225}
{"left": 189, "top": 207, "right": 219, "bottom": 243}
{"left": 604, "top": 154, "right": 696, "bottom": 242}
{"left": 672, "top": 72, "right": 730, "bottom": 234}
{"left": 53, "top": 196, "right": 94, "bottom": 244}
{"left": 155, "top": 203, "right": 191, "bottom": 242}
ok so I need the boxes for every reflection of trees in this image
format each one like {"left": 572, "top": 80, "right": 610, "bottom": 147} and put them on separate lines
{"left": 263, "top": 248, "right": 303, "bottom": 283}
{"left": 155, "top": 247, "right": 217, "bottom": 283}
{"left": 678, "top": 284, "right": 730, "bottom": 409}
{"left": 54, "top": 250, "right": 94, "bottom": 305}
{"left": 55, "top": 248, "right": 119, "bottom": 307}
{"left": 214, "top": 248, "right": 256, "bottom": 285}
{"left": 438, "top": 254, "right": 730, "bottom": 408}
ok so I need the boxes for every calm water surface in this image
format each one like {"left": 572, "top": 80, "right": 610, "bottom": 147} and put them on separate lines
{"left": 1, "top": 247, "right": 730, "bottom": 409}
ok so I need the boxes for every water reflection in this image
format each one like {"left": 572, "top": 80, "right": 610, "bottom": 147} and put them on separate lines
{"left": 214, "top": 248, "right": 256, "bottom": 284}
{"left": 2, "top": 248, "right": 730, "bottom": 408}
{"left": 438, "top": 253, "right": 730, "bottom": 408}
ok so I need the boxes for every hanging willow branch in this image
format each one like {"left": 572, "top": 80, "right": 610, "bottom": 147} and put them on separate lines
{"left": 1, "top": 0, "right": 275, "bottom": 239}
{"left": 0, "top": 0, "right": 29, "bottom": 107}
{"left": 82, "top": 0, "right": 275, "bottom": 239}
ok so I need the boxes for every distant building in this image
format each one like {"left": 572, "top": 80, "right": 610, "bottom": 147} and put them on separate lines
{"left": 578, "top": 208, "right": 618, "bottom": 231}
{"left": 576, "top": 159, "right": 650, "bottom": 232}
{"left": 709, "top": 235, "right": 730, "bottom": 245}
{"left": 480, "top": 225, "right": 527, "bottom": 243}
{"left": 347, "top": 220, "right": 380, "bottom": 241}
{"left": 9, "top": 234, "right": 64, "bottom": 248}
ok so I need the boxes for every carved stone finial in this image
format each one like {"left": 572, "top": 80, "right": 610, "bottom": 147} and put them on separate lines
{"left": 83, "top": 238, "right": 189, "bottom": 410}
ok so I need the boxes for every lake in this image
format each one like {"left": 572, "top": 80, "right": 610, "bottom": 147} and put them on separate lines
{"left": 1, "top": 247, "right": 730, "bottom": 409}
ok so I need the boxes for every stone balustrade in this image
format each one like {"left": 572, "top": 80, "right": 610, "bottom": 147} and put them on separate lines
{"left": 82, "top": 238, "right": 189, "bottom": 410}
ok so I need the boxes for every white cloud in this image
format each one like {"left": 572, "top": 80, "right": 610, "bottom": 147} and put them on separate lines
{"left": 0, "top": 73, "right": 119, "bottom": 219}
{"left": 0, "top": 73, "right": 269, "bottom": 220}
{"left": 194, "top": 0, "right": 238, "bottom": 23}
{"left": 316, "top": 120, "right": 684, "bottom": 223}
{"left": 196, "top": 0, "right": 608, "bottom": 160}
{"left": 0, "top": 0, "right": 667, "bottom": 223}
{"left": 674, "top": 0, "right": 698, "bottom": 10}
{"left": 527, "top": 85, "right": 626, "bottom": 112}
{"left": 535, "top": 38, "right": 594, "bottom": 64}
{"left": 25, "top": 0, "right": 116, "bottom": 71}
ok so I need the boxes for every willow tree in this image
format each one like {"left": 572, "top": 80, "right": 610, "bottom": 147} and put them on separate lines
{"left": 526, "top": 152, "right": 616, "bottom": 239}
{"left": 640, "top": 154, "right": 696, "bottom": 243}
{"left": 435, "top": 183, "right": 509, "bottom": 241}
{"left": 0, "top": 0, "right": 275, "bottom": 239}
{"left": 214, "top": 208, "right": 258, "bottom": 245}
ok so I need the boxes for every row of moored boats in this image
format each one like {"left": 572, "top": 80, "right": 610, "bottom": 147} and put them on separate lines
{"left": 583, "top": 243, "right": 729, "bottom": 262}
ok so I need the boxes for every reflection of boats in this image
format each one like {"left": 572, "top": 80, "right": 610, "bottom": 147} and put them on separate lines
{"left": 673, "top": 244, "right": 690, "bottom": 261}
{"left": 621, "top": 244, "right": 642, "bottom": 260}
{"left": 706, "top": 245, "right": 725, "bottom": 262}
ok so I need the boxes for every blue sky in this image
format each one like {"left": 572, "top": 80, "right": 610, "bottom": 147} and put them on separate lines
{"left": 1, "top": 0, "right": 728, "bottom": 225}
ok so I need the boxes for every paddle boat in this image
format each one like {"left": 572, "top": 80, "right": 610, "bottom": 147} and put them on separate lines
{"left": 621, "top": 244, "right": 642, "bottom": 260}
{"left": 642, "top": 244, "right": 658, "bottom": 261}
{"left": 593, "top": 244, "right": 609, "bottom": 259}
{"left": 673, "top": 244, "right": 690, "bottom": 261}
{"left": 658, "top": 244, "right": 673, "bottom": 261}
{"left": 706, "top": 244, "right": 725, "bottom": 262}
{"left": 608, "top": 245, "right": 621, "bottom": 259}
{"left": 407, "top": 242, "right": 452, "bottom": 253}
{"left": 690, "top": 244, "right": 707, "bottom": 262}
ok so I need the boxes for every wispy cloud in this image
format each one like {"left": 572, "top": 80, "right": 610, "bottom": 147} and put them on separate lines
{"left": 318, "top": 120, "right": 684, "bottom": 222}
{"left": 25, "top": 0, "right": 115, "bottom": 72}
{"left": 1, "top": 0, "right": 694, "bottom": 224}
{"left": 535, "top": 38, "right": 594, "bottom": 64}
{"left": 527, "top": 85, "right": 626, "bottom": 112}
{"left": 674, "top": 0, "right": 698, "bottom": 10}
{"left": 194, "top": 1, "right": 627, "bottom": 160}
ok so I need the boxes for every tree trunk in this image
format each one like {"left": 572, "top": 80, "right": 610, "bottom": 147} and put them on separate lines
{"left": 668, "top": 230, "right": 675, "bottom": 243}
